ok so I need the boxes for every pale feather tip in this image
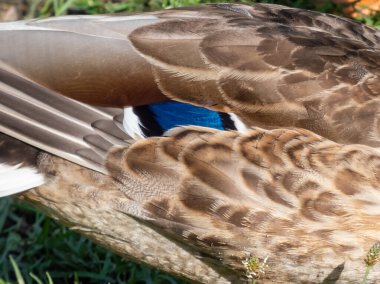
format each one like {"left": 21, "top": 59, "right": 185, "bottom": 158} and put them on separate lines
{"left": 0, "top": 163, "right": 45, "bottom": 197}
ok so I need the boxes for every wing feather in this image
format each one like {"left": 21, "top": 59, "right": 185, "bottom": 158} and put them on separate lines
{"left": 2, "top": 4, "right": 380, "bottom": 145}
{"left": 128, "top": 4, "right": 380, "bottom": 146}
{"left": 0, "top": 63, "right": 130, "bottom": 173}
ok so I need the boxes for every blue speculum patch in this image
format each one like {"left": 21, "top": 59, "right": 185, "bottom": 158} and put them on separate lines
{"left": 148, "top": 101, "right": 225, "bottom": 131}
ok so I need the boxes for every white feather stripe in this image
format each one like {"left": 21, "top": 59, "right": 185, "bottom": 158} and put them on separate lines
{"left": 0, "top": 164, "right": 45, "bottom": 197}
{"left": 229, "top": 113, "right": 248, "bottom": 132}
{"left": 123, "top": 107, "right": 146, "bottom": 139}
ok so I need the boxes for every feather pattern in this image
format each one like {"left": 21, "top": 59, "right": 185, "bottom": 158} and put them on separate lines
{"left": 125, "top": 101, "right": 239, "bottom": 138}
{"left": 1, "top": 3, "right": 380, "bottom": 282}
{"left": 128, "top": 3, "right": 380, "bottom": 147}
{"left": 1, "top": 4, "right": 380, "bottom": 145}
{"left": 105, "top": 126, "right": 380, "bottom": 280}
{"left": 0, "top": 62, "right": 130, "bottom": 172}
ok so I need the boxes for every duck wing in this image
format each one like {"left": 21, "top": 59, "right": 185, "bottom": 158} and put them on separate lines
{"left": 2, "top": 3, "right": 380, "bottom": 146}
{"left": 128, "top": 3, "right": 380, "bottom": 146}
{"left": 0, "top": 61, "right": 130, "bottom": 174}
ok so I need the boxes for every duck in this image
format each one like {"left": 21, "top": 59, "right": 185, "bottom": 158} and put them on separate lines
{"left": 1, "top": 3, "right": 380, "bottom": 283}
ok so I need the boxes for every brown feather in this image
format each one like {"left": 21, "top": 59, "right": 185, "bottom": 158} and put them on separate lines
{"left": 105, "top": 126, "right": 380, "bottom": 281}
{"left": 1, "top": 4, "right": 380, "bottom": 145}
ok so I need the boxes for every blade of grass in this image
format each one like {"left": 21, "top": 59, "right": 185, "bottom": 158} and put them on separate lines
{"left": 56, "top": 0, "right": 76, "bottom": 16}
{"left": 46, "top": 272, "right": 53, "bottom": 284}
{"left": 40, "top": 0, "right": 53, "bottom": 17}
{"left": 9, "top": 255, "right": 25, "bottom": 284}
{"left": 29, "top": 273, "right": 43, "bottom": 284}
{"left": 0, "top": 198, "right": 11, "bottom": 232}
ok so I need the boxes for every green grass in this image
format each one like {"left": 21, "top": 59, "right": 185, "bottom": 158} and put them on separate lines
{"left": 356, "top": 10, "right": 380, "bottom": 28}
{"left": 0, "top": 197, "right": 186, "bottom": 284}
{"left": 1, "top": 0, "right": 379, "bottom": 283}
{"left": 22, "top": 0, "right": 379, "bottom": 27}
{"left": 22, "top": 0, "right": 357, "bottom": 18}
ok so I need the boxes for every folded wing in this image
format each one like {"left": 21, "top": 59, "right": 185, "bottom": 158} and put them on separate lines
{"left": 2, "top": 4, "right": 380, "bottom": 146}
{"left": 0, "top": 62, "right": 130, "bottom": 174}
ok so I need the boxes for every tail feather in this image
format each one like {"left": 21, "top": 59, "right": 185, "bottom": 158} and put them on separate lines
{"left": 0, "top": 163, "right": 45, "bottom": 197}
{"left": 0, "top": 133, "right": 44, "bottom": 197}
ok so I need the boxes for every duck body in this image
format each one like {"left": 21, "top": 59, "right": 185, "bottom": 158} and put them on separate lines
{"left": 1, "top": 3, "right": 380, "bottom": 282}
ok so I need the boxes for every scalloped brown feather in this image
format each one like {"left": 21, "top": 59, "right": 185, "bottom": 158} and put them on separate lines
{"left": 105, "top": 126, "right": 380, "bottom": 281}
{"left": 1, "top": 3, "right": 380, "bottom": 146}
{"left": 129, "top": 3, "right": 380, "bottom": 147}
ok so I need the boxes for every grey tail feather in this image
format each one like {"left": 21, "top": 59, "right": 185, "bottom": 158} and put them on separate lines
{"left": 0, "top": 64, "right": 130, "bottom": 173}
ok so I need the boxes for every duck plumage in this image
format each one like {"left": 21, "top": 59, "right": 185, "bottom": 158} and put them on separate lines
{"left": 1, "top": 3, "right": 380, "bottom": 282}
{"left": 2, "top": 3, "right": 380, "bottom": 145}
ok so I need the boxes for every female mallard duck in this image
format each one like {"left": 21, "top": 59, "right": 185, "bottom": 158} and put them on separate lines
{"left": 1, "top": 3, "right": 380, "bottom": 282}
